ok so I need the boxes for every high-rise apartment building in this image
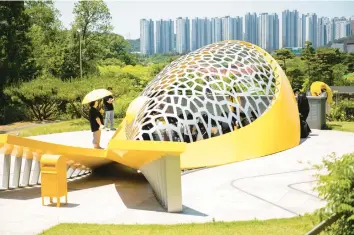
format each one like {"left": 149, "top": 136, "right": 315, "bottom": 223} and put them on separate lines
{"left": 282, "top": 10, "right": 299, "bottom": 47}
{"left": 155, "top": 19, "right": 174, "bottom": 54}
{"left": 332, "top": 17, "right": 349, "bottom": 40}
{"left": 176, "top": 17, "right": 190, "bottom": 54}
{"left": 245, "top": 13, "right": 258, "bottom": 45}
{"left": 191, "top": 17, "right": 212, "bottom": 51}
{"left": 140, "top": 19, "right": 154, "bottom": 55}
{"left": 301, "top": 13, "right": 317, "bottom": 47}
{"left": 221, "top": 16, "right": 243, "bottom": 40}
{"left": 258, "top": 13, "right": 279, "bottom": 52}
{"left": 140, "top": 12, "right": 351, "bottom": 55}
{"left": 317, "top": 17, "right": 330, "bottom": 47}
{"left": 211, "top": 17, "right": 222, "bottom": 43}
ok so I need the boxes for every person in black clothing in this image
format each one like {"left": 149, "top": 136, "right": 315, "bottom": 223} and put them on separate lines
{"left": 103, "top": 87, "right": 115, "bottom": 131}
{"left": 89, "top": 100, "right": 104, "bottom": 149}
{"left": 297, "top": 92, "right": 311, "bottom": 138}
{"left": 297, "top": 92, "right": 310, "bottom": 121}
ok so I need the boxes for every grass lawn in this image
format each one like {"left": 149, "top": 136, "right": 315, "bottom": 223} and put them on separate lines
{"left": 39, "top": 215, "right": 323, "bottom": 235}
{"left": 326, "top": 121, "right": 354, "bottom": 132}
{"left": 7, "top": 118, "right": 122, "bottom": 137}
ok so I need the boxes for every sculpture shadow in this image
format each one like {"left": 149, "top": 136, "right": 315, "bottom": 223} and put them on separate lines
{"left": 0, "top": 173, "right": 113, "bottom": 200}
{"left": 0, "top": 162, "right": 207, "bottom": 216}
{"left": 97, "top": 163, "right": 208, "bottom": 216}
{"left": 44, "top": 202, "right": 80, "bottom": 208}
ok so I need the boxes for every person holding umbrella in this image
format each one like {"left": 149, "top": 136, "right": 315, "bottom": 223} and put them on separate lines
{"left": 82, "top": 89, "right": 113, "bottom": 149}
{"left": 89, "top": 100, "right": 104, "bottom": 149}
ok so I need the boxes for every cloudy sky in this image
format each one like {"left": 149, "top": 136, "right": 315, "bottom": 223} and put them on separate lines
{"left": 54, "top": 0, "right": 354, "bottom": 39}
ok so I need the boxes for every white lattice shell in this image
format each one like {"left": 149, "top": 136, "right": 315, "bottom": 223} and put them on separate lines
{"left": 125, "top": 41, "right": 280, "bottom": 142}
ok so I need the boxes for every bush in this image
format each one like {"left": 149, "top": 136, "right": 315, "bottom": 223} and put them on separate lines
{"left": 314, "top": 152, "right": 354, "bottom": 235}
{"left": 4, "top": 76, "right": 64, "bottom": 121}
{"left": 329, "top": 100, "right": 354, "bottom": 121}
{"left": 113, "top": 92, "right": 139, "bottom": 118}
{"left": 0, "top": 103, "right": 29, "bottom": 125}
{"left": 3, "top": 64, "right": 156, "bottom": 123}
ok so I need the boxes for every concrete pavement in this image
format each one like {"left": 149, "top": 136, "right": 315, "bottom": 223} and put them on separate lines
{"left": 0, "top": 129, "right": 354, "bottom": 235}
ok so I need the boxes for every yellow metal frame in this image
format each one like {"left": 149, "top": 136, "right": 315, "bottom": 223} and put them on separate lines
{"left": 0, "top": 133, "right": 186, "bottom": 170}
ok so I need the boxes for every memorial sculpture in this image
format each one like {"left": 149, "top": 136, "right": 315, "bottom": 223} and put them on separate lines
{"left": 1, "top": 40, "right": 300, "bottom": 212}
{"left": 113, "top": 40, "right": 301, "bottom": 169}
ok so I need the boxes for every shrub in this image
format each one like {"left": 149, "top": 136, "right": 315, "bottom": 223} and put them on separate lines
{"left": 59, "top": 75, "right": 142, "bottom": 120}
{"left": 0, "top": 103, "right": 29, "bottom": 124}
{"left": 314, "top": 152, "right": 354, "bottom": 235}
{"left": 329, "top": 100, "right": 354, "bottom": 121}
{"left": 3, "top": 65, "right": 154, "bottom": 123}
{"left": 4, "top": 76, "right": 64, "bottom": 121}
{"left": 113, "top": 92, "right": 139, "bottom": 118}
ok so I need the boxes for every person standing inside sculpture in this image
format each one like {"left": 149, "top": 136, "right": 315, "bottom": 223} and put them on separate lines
{"left": 297, "top": 93, "right": 310, "bottom": 121}
{"left": 297, "top": 92, "right": 311, "bottom": 138}
{"left": 89, "top": 100, "right": 105, "bottom": 149}
{"left": 103, "top": 87, "right": 116, "bottom": 131}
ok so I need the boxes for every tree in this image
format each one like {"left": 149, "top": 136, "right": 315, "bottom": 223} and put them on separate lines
{"left": 73, "top": 0, "right": 112, "bottom": 40}
{"left": 345, "top": 53, "right": 354, "bottom": 73}
{"left": 0, "top": 1, "right": 36, "bottom": 86}
{"left": 311, "top": 48, "right": 344, "bottom": 86}
{"left": 332, "top": 64, "right": 349, "bottom": 85}
{"left": 102, "top": 33, "right": 137, "bottom": 66}
{"left": 4, "top": 76, "right": 63, "bottom": 121}
{"left": 287, "top": 68, "right": 305, "bottom": 90}
{"left": 300, "top": 41, "right": 316, "bottom": 81}
{"left": 274, "top": 48, "right": 295, "bottom": 73}
{"left": 24, "top": 0, "right": 67, "bottom": 77}
{"left": 72, "top": 0, "right": 113, "bottom": 77}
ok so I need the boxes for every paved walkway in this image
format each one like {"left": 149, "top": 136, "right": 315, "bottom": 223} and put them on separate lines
{"left": 0, "top": 130, "right": 354, "bottom": 235}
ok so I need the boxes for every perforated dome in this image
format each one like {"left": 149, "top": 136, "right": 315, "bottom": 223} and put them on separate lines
{"left": 125, "top": 41, "right": 281, "bottom": 142}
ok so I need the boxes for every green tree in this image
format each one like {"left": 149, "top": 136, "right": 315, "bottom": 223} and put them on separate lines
{"left": 73, "top": 0, "right": 112, "bottom": 40}
{"left": 4, "top": 76, "right": 63, "bottom": 121}
{"left": 274, "top": 48, "right": 295, "bottom": 73}
{"left": 332, "top": 64, "right": 349, "bottom": 85}
{"left": 0, "top": 1, "right": 36, "bottom": 86}
{"left": 300, "top": 41, "right": 316, "bottom": 83}
{"left": 71, "top": 0, "right": 113, "bottom": 77}
{"left": 287, "top": 68, "right": 305, "bottom": 89}
{"left": 24, "top": 0, "right": 67, "bottom": 77}
{"left": 102, "top": 33, "right": 137, "bottom": 66}
{"left": 311, "top": 48, "right": 344, "bottom": 86}
{"left": 345, "top": 53, "right": 354, "bottom": 73}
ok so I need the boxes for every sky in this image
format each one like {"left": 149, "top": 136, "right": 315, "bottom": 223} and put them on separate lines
{"left": 54, "top": 0, "right": 354, "bottom": 40}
